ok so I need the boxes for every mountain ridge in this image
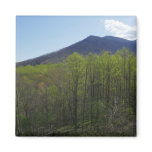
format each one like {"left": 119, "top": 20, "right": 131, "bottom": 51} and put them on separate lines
{"left": 16, "top": 35, "right": 136, "bottom": 67}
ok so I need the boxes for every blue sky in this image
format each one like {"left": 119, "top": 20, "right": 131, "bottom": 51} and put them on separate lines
{"left": 16, "top": 16, "right": 136, "bottom": 62}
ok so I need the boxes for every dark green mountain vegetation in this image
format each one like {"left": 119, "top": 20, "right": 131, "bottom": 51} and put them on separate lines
{"left": 16, "top": 36, "right": 136, "bottom": 67}
{"left": 16, "top": 47, "right": 136, "bottom": 136}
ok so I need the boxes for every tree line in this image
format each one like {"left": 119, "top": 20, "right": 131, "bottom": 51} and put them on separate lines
{"left": 16, "top": 47, "right": 136, "bottom": 136}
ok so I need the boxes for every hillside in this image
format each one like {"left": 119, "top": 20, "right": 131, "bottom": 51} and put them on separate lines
{"left": 16, "top": 35, "right": 136, "bottom": 67}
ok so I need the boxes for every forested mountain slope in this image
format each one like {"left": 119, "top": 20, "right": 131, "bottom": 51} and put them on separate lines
{"left": 16, "top": 36, "right": 136, "bottom": 67}
{"left": 16, "top": 48, "right": 136, "bottom": 136}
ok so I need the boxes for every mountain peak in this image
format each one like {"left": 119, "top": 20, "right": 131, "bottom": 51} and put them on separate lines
{"left": 85, "top": 35, "right": 101, "bottom": 40}
{"left": 17, "top": 35, "right": 136, "bottom": 67}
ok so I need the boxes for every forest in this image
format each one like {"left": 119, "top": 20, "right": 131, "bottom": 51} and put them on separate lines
{"left": 16, "top": 47, "right": 136, "bottom": 136}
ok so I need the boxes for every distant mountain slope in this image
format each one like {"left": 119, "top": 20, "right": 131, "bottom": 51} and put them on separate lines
{"left": 16, "top": 35, "right": 136, "bottom": 67}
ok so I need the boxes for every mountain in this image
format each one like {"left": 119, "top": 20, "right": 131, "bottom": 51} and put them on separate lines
{"left": 16, "top": 35, "right": 136, "bottom": 67}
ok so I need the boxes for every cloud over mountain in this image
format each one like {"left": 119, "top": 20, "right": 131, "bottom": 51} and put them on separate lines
{"left": 104, "top": 19, "right": 136, "bottom": 40}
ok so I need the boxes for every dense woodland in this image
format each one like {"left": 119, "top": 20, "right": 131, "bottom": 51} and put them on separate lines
{"left": 16, "top": 47, "right": 136, "bottom": 136}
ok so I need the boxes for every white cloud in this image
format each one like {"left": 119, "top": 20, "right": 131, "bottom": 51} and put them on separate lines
{"left": 104, "top": 19, "right": 136, "bottom": 40}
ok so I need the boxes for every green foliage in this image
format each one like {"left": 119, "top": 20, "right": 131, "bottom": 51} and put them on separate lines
{"left": 16, "top": 48, "right": 136, "bottom": 136}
